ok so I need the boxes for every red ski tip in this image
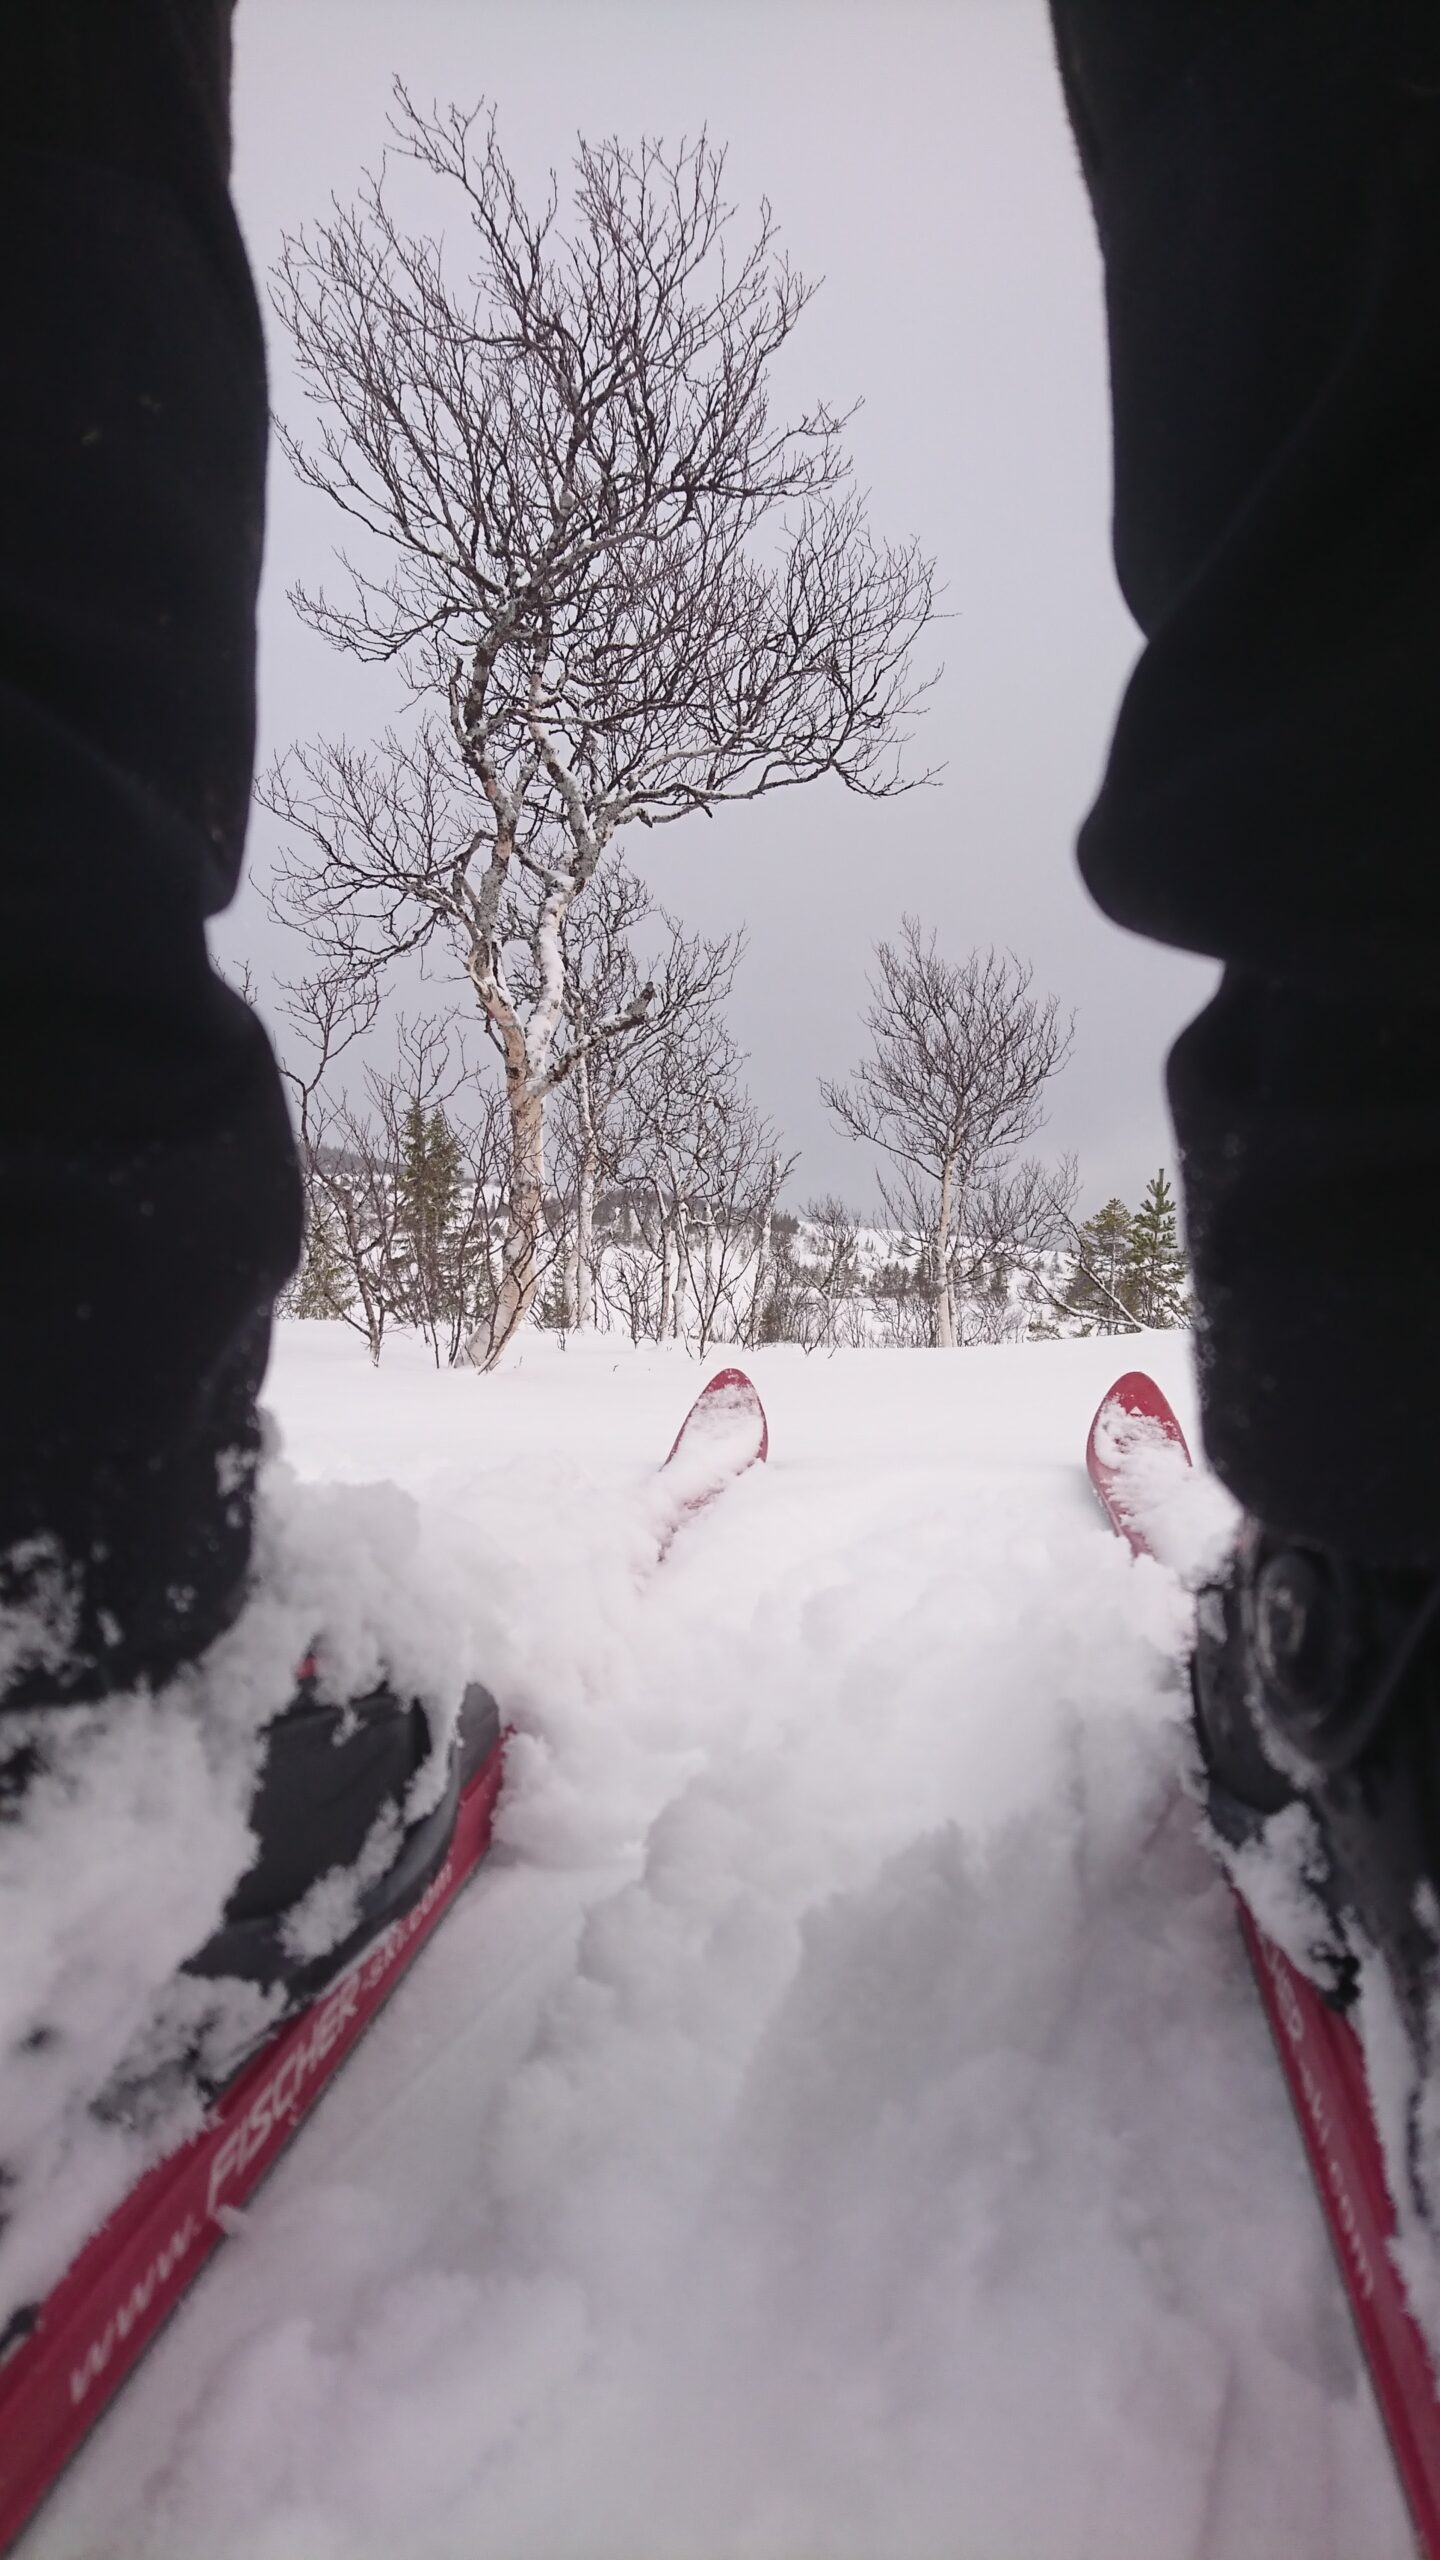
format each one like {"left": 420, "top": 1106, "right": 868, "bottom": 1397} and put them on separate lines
{"left": 1085, "top": 1371, "right": 1190, "bottom": 1559}
{"left": 1086, "top": 1369, "right": 1191, "bottom": 1467}
{"left": 663, "top": 1366, "right": 769, "bottom": 1470}
{"left": 654, "top": 1368, "right": 769, "bottom": 1560}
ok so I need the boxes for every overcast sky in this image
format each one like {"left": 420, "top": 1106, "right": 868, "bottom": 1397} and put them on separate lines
{"left": 225, "top": 0, "right": 1217, "bottom": 1215}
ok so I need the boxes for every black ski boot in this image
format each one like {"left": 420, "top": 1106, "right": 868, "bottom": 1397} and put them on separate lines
{"left": 180, "top": 1660, "right": 500, "bottom": 2032}
{"left": 2, "top": 1661, "right": 501, "bottom": 2133}
{"left": 123, "top": 1664, "right": 501, "bottom": 2114}
{"left": 1192, "top": 1522, "right": 1440, "bottom": 2065}
{"left": 0, "top": 1667, "right": 500, "bottom": 2361}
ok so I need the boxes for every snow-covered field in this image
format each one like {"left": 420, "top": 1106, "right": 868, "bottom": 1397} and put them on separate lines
{"left": 27, "top": 1326, "right": 1412, "bottom": 2559}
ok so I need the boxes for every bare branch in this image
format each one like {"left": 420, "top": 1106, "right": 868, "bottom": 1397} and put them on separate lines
{"left": 823, "top": 922, "right": 1073, "bottom": 1347}
{"left": 266, "top": 102, "right": 938, "bottom": 1360}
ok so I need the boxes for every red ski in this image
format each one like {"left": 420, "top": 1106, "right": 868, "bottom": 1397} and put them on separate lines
{"left": 1089, "top": 1369, "right": 1440, "bottom": 2557}
{"left": 0, "top": 1709, "right": 505, "bottom": 2559}
{"left": 657, "top": 1363, "right": 769, "bottom": 1553}
{"left": 0, "top": 1367, "right": 768, "bottom": 2556}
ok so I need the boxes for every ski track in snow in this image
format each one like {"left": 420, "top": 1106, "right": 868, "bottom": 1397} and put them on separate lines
{"left": 23, "top": 1329, "right": 1413, "bottom": 2560}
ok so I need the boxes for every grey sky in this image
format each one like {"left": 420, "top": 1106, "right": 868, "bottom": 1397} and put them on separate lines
{"left": 226, "top": 0, "right": 1217, "bottom": 1216}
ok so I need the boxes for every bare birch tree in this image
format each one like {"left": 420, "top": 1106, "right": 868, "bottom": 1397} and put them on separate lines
{"left": 264, "top": 98, "right": 938, "bottom": 1370}
{"left": 277, "top": 976, "right": 509, "bottom": 1365}
{"left": 796, "top": 1195, "right": 864, "bottom": 1348}
{"left": 279, "top": 975, "right": 413, "bottom": 1364}
{"left": 607, "top": 979, "right": 791, "bottom": 1354}
{"left": 544, "top": 864, "right": 739, "bottom": 1328}
{"left": 822, "top": 920, "right": 1073, "bottom": 1347}
{"left": 675, "top": 1098, "right": 793, "bottom": 1357}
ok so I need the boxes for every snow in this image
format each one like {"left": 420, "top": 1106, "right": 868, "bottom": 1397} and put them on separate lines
{"left": 15, "top": 1325, "right": 1414, "bottom": 2558}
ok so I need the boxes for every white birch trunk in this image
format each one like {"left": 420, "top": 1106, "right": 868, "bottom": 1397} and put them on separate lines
{"left": 670, "top": 1210, "right": 687, "bottom": 1341}
{"left": 574, "top": 1050, "right": 597, "bottom": 1329}
{"left": 462, "top": 840, "right": 578, "bottom": 1370}
{"left": 754, "top": 1203, "right": 773, "bottom": 1335}
{"left": 470, "top": 1081, "right": 546, "bottom": 1369}
{"left": 749, "top": 1151, "right": 781, "bottom": 1345}
{"left": 933, "top": 1153, "right": 957, "bottom": 1350}
{"left": 657, "top": 1204, "right": 675, "bottom": 1343}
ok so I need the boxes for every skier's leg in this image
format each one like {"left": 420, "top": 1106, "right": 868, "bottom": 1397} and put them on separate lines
{"left": 1052, "top": 0, "right": 1440, "bottom": 2107}
{"left": 1050, "top": 0, "right": 1440, "bottom": 1566}
{"left": 0, "top": 0, "right": 301, "bottom": 1707}
{"left": 0, "top": 7, "right": 470, "bottom": 2028}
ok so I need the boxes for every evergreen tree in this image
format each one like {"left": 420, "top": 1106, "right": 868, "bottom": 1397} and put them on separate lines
{"left": 291, "top": 1195, "right": 356, "bottom": 1320}
{"left": 1123, "top": 1168, "right": 1189, "bottom": 1328}
{"left": 531, "top": 1262, "right": 572, "bottom": 1335}
{"left": 1065, "top": 1197, "right": 1138, "bottom": 1333}
{"left": 397, "top": 1104, "right": 464, "bottom": 1350}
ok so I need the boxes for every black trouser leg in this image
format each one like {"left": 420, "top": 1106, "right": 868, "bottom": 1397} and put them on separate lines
{"left": 1052, "top": 0, "right": 1440, "bottom": 1563}
{"left": 0, "top": 4, "right": 302, "bottom": 1707}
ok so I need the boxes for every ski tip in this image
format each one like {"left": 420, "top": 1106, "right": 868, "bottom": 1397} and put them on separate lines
{"left": 664, "top": 1367, "right": 770, "bottom": 1470}
{"left": 1095, "top": 1368, "right": 1172, "bottom": 1418}
{"left": 1088, "top": 1371, "right": 1190, "bottom": 1458}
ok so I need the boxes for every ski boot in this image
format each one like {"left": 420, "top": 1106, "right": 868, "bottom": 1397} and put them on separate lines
{"left": 114, "top": 1660, "right": 501, "bottom": 2117}
{"left": 0, "top": 1660, "right": 499, "bottom": 2356}
{"left": 183, "top": 1657, "right": 498, "bottom": 2022}
{"left": 1, "top": 1659, "right": 500, "bottom": 2125}
{"left": 1192, "top": 1521, "right": 1440, "bottom": 2060}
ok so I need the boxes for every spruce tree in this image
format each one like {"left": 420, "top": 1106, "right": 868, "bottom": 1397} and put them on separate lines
{"left": 1123, "top": 1169, "right": 1189, "bottom": 1328}
{"left": 397, "top": 1104, "right": 464, "bottom": 1348}
{"left": 1065, "top": 1198, "right": 1138, "bottom": 1333}
{"left": 291, "top": 1197, "right": 356, "bottom": 1320}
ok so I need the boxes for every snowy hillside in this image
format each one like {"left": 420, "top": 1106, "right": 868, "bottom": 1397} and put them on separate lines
{"left": 29, "top": 1326, "right": 1411, "bottom": 2559}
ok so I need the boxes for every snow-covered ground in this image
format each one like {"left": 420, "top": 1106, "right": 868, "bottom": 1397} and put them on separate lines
{"left": 26, "top": 1326, "right": 1412, "bottom": 2559}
